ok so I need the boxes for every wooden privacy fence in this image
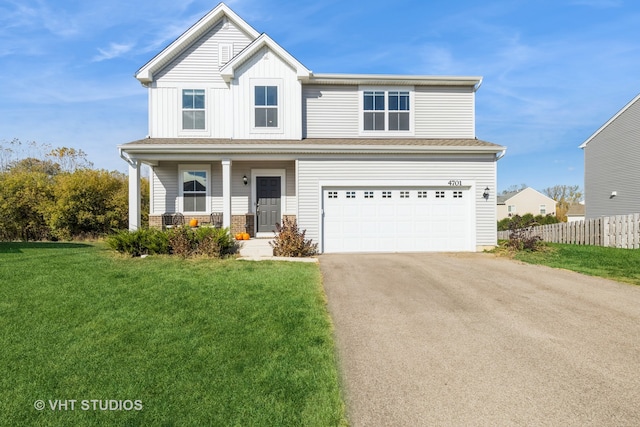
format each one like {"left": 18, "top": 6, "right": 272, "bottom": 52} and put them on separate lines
{"left": 497, "top": 213, "right": 640, "bottom": 249}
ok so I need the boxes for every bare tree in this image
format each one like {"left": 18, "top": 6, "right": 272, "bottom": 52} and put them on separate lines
{"left": 543, "top": 185, "right": 583, "bottom": 220}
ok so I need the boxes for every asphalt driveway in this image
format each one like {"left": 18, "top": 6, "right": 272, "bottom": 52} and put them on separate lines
{"left": 320, "top": 252, "right": 640, "bottom": 426}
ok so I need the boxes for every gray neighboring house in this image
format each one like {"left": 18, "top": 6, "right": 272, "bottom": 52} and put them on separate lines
{"left": 580, "top": 93, "right": 640, "bottom": 218}
{"left": 118, "top": 2, "right": 506, "bottom": 253}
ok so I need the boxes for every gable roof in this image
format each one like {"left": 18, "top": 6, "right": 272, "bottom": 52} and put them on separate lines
{"left": 135, "top": 2, "right": 259, "bottom": 84}
{"left": 579, "top": 92, "right": 640, "bottom": 149}
{"left": 497, "top": 187, "right": 556, "bottom": 205}
{"left": 219, "top": 33, "right": 311, "bottom": 82}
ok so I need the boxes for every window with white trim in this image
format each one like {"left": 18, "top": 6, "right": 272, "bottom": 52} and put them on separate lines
{"left": 254, "top": 85, "right": 278, "bottom": 128}
{"left": 362, "top": 88, "right": 412, "bottom": 133}
{"left": 181, "top": 170, "right": 207, "bottom": 212}
{"left": 540, "top": 205, "right": 546, "bottom": 215}
{"left": 182, "top": 89, "right": 205, "bottom": 130}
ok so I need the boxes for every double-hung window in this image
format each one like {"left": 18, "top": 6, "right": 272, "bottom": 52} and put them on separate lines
{"left": 182, "top": 170, "right": 207, "bottom": 212}
{"left": 254, "top": 85, "right": 278, "bottom": 128}
{"left": 362, "top": 88, "right": 412, "bottom": 133}
{"left": 182, "top": 89, "right": 205, "bottom": 130}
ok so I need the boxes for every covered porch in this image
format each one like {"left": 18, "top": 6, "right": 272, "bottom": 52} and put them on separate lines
{"left": 119, "top": 140, "right": 298, "bottom": 237}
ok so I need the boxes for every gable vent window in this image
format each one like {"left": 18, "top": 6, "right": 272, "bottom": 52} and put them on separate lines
{"left": 255, "top": 86, "right": 278, "bottom": 127}
{"left": 219, "top": 43, "right": 232, "bottom": 66}
{"left": 182, "top": 89, "right": 205, "bottom": 130}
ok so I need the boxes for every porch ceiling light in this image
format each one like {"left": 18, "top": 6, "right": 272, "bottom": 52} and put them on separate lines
{"left": 243, "top": 175, "right": 248, "bottom": 185}
{"left": 483, "top": 187, "right": 490, "bottom": 200}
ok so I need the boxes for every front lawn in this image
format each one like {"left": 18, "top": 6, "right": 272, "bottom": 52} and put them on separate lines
{"left": 513, "top": 243, "right": 640, "bottom": 286}
{"left": 0, "top": 242, "right": 346, "bottom": 426}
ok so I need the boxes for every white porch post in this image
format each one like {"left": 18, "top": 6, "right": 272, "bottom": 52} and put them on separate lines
{"left": 128, "top": 160, "right": 141, "bottom": 231}
{"left": 222, "top": 159, "right": 232, "bottom": 229}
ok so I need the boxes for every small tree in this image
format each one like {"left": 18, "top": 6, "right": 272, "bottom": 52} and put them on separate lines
{"left": 506, "top": 215, "right": 543, "bottom": 251}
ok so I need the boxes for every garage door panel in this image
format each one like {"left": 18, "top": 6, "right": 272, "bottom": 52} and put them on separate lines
{"left": 323, "top": 187, "right": 472, "bottom": 253}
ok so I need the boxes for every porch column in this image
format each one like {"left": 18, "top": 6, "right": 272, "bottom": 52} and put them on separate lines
{"left": 222, "top": 159, "right": 231, "bottom": 229}
{"left": 128, "top": 160, "right": 141, "bottom": 231}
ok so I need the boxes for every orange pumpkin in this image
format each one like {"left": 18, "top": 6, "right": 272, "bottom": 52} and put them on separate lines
{"left": 189, "top": 218, "right": 198, "bottom": 227}
{"left": 242, "top": 232, "right": 250, "bottom": 240}
{"left": 235, "top": 233, "right": 244, "bottom": 240}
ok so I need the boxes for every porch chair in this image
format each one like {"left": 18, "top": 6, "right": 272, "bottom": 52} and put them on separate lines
{"left": 209, "top": 212, "right": 223, "bottom": 228}
{"left": 164, "top": 213, "right": 184, "bottom": 229}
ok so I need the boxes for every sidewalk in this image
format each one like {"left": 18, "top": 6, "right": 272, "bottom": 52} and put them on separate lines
{"left": 237, "top": 238, "right": 318, "bottom": 262}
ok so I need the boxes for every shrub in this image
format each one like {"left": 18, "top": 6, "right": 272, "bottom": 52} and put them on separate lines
{"left": 506, "top": 215, "right": 544, "bottom": 251}
{"left": 270, "top": 218, "right": 318, "bottom": 257}
{"left": 167, "top": 226, "right": 196, "bottom": 258}
{"left": 107, "top": 228, "right": 169, "bottom": 257}
{"left": 193, "top": 227, "right": 237, "bottom": 257}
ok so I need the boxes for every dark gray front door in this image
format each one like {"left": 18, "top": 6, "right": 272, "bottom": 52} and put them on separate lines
{"left": 256, "top": 177, "right": 281, "bottom": 233}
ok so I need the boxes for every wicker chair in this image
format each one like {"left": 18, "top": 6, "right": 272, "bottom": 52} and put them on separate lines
{"left": 163, "top": 213, "right": 184, "bottom": 229}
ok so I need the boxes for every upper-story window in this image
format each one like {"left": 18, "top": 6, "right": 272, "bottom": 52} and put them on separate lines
{"left": 361, "top": 88, "right": 412, "bottom": 134}
{"left": 182, "top": 89, "right": 205, "bottom": 130}
{"left": 254, "top": 85, "right": 278, "bottom": 128}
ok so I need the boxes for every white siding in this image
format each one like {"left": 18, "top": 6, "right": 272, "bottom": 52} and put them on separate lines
{"left": 151, "top": 162, "right": 178, "bottom": 214}
{"left": 414, "top": 87, "right": 475, "bottom": 138}
{"left": 303, "top": 85, "right": 359, "bottom": 138}
{"left": 297, "top": 156, "right": 497, "bottom": 250}
{"left": 231, "top": 47, "right": 302, "bottom": 139}
{"left": 154, "top": 20, "right": 252, "bottom": 84}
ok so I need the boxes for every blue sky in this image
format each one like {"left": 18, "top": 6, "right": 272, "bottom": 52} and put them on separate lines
{"left": 1, "top": 0, "right": 639, "bottom": 192}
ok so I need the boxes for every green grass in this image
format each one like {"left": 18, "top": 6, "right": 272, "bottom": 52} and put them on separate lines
{"left": 0, "top": 242, "right": 346, "bottom": 426}
{"left": 512, "top": 243, "right": 640, "bottom": 286}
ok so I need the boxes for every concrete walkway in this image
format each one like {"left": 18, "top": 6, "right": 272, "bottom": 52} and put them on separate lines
{"left": 237, "top": 238, "right": 317, "bottom": 262}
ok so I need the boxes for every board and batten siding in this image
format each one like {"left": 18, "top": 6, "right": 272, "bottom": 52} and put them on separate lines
{"left": 231, "top": 47, "right": 303, "bottom": 139}
{"left": 296, "top": 156, "right": 498, "bottom": 250}
{"left": 153, "top": 20, "right": 252, "bottom": 85}
{"left": 303, "top": 85, "right": 359, "bottom": 138}
{"left": 414, "top": 87, "right": 475, "bottom": 138}
{"left": 584, "top": 96, "right": 640, "bottom": 218}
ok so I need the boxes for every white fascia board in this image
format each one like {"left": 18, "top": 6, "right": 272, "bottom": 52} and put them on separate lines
{"left": 118, "top": 143, "right": 505, "bottom": 156}
{"left": 579, "top": 92, "right": 640, "bottom": 149}
{"left": 308, "top": 73, "right": 483, "bottom": 89}
{"left": 220, "top": 33, "right": 311, "bottom": 82}
{"left": 135, "top": 3, "right": 260, "bottom": 84}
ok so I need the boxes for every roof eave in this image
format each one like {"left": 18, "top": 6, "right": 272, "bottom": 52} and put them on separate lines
{"left": 579, "top": 92, "right": 640, "bottom": 149}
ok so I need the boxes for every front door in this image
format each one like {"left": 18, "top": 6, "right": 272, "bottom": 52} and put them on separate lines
{"left": 256, "top": 177, "right": 281, "bottom": 233}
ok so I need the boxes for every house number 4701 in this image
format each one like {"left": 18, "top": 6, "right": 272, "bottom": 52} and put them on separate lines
{"left": 448, "top": 180, "right": 462, "bottom": 186}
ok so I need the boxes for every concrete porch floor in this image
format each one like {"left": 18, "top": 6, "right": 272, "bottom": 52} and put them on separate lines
{"left": 237, "top": 238, "right": 318, "bottom": 262}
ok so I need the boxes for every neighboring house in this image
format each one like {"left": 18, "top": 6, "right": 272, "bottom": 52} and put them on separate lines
{"left": 496, "top": 187, "right": 556, "bottom": 221}
{"left": 580, "top": 93, "right": 640, "bottom": 218}
{"left": 118, "top": 2, "right": 506, "bottom": 253}
{"left": 566, "top": 203, "right": 585, "bottom": 223}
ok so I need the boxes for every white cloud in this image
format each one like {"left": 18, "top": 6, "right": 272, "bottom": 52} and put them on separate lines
{"left": 93, "top": 42, "right": 135, "bottom": 62}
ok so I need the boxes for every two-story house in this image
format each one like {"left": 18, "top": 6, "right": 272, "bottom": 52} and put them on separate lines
{"left": 118, "top": 2, "right": 506, "bottom": 253}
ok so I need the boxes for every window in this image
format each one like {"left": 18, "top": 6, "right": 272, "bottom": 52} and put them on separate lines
{"left": 508, "top": 205, "right": 516, "bottom": 213}
{"left": 362, "top": 89, "right": 411, "bottom": 132}
{"left": 364, "top": 191, "right": 374, "bottom": 199}
{"left": 540, "top": 205, "right": 546, "bottom": 215}
{"left": 453, "top": 191, "right": 463, "bottom": 198}
{"left": 388, "top": 91, "right": 410, "bottom": 131}
{"left": 418, "top": 191, "right": 428, "bottom": 198}
{"left": 436, "top": 191, "right": 445, "bottom": 198}
{"left": 400, "top": 191, "right": 410, "bottom": 199}
{"left": 182, "top": 89, "right": 205, "bottom": 130}
{"left": 328, "top": 191, "right": 338, "bottom": 199}
{"left": 182, "top": 170, "right": 207, "bottom": 212}
{"left": 346, "top": 191, "right": 356, "bottom": 199}
{"left": 382, "top": 191, "right": 392, "bottom": 199}
{"left": 255, "top": 86, "right": 278, "bottom": 127}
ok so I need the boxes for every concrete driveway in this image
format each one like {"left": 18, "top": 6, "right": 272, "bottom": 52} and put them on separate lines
{"left": 320, "top": 252, "right": 640, "bottom": 426}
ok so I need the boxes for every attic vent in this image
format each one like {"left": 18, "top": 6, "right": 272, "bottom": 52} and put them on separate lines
{"left": 219, "top": 43, "right": 232, "bottom": 66}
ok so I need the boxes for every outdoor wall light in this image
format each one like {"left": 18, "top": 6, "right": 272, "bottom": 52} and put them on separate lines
{"left": 243, "top": 175, "right": 248, "bottom": 185}
{"left": 483, "top": 187, "right": 490, "bottom": 200}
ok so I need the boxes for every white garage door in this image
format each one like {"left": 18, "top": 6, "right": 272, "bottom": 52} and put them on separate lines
{"left": 322, "top": 187, "right": 472, "bottom": 253}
